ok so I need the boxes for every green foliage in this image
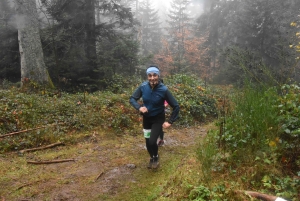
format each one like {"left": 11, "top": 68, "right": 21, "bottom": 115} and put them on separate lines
{"left": 196, "top": 129, "right": 220, "bottom": 182}
{"left": 197, "top": 83, "right": 300, "bottom": 200}
{"left": 219, "top": 85, "right": 279, "bottom": 155}
{"left": 0, "top": 74, "right": 217, "bottom": 152}
{"left": 262, "top": 174, "right": 300, "bottom": 199}
{"left": 220, "top": 46, "right": 280, "bottom": 86}
{"left": 103, "top": 74, "right": 142, "bottom": 94}
{"left": 165, "top": 74, "right": 217, "bottom": 126}
{"left": 188, "top": 182, "right": 242, "bottom": 201}
{"left": 0, "top": 88, "right": 138, "bottom": 152}
{"left": 189, "top": 185, "right": 211, "bottom": 201}
{"left": 276, "top": 84, "right": 300, "bottom": 172}
{"left": 220, "top": 83, "right": 300, "bottom": 181}
{"left": 277, "top": 84, "right": 300, "bottom": 136}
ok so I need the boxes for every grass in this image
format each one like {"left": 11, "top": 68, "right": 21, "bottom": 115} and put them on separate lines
{"left": 195, "top": 84, "right": 300, "bottom": 201}
{"left": 0, "top": 124, "right": 213, "bottom": 201}
{"left": 220, "top": 85, "right": 279, "bottom": 157}
{"left": 2, "top": 81, "right": 299, "bottom": 200}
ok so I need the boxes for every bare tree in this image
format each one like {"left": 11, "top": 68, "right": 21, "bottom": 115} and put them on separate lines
{"left": 15, "top": 0, "right": 51, "bottom": 86}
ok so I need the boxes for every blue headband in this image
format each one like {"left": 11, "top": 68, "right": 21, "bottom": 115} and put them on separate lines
{"left": 146, "top": 67, "right": 160, "bottom": 76}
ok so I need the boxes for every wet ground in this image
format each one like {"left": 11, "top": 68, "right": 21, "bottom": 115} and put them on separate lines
{"left": 1, "top": 125, "right": 210, "bottom": 201}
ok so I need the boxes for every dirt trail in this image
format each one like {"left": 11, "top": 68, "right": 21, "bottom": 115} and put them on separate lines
{"left": 0, "top": 125, "right": 211, "bottom": 201}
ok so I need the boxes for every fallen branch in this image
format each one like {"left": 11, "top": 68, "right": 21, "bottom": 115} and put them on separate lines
{"left": 94, "top": 171, "right": 104, "bottom": 182}
{"left": 27, "top": 159, "right": 75, "bottom": 164}
{"left": 0, "top": 126, "right": 47, "bottom": 138}
{"left": 236, "top": 190, "right": 287, "bottom": 201}
{"left": 19, "top": 142, "right": 64, "bottom": 154}
{"left": 0, "top": 123, "right": 64, "bottom": 138}
{"left": 16, "top": 181, "right": 38, "bottom": 191}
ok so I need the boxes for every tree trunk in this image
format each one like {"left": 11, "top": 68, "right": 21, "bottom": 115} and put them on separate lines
{"left": 15, "top": 0, "right": 51, "bottom": 86}
{"left": 85, "top": 0, "right": 97, "bottom": 79}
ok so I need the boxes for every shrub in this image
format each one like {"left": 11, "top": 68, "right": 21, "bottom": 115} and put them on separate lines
{"left": 218, "top": 85, "right": 279, "bottom": 157}
{"left": 276, "top": 84, "right": 300, "bottom": 173}
{"left": 165, "top": 74, "right": 217, "bottom": 126}
{"left": 0, "top": 74, "right": 218, "bottom": 152}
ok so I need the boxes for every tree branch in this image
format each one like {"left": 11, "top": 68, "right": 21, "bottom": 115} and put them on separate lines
{"left": 0, "top": 123, "right": 64, "bottom": 138}
{"left": 27, "top": 159, "right": 75, "bottom": 164}
{"left": 19, "top": 142, "right": 64, "bottom": 154}
{"left": 94, "top": 171, "right": 104, "bottom": 182}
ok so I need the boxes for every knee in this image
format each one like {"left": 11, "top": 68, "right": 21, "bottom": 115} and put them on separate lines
{"left": 148, "top": 138, "right": 157, "bottom": 146}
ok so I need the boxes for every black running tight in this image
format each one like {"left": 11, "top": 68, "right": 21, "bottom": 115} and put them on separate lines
{"left": 143, "top": 113, "right": 165, "bottom": 158}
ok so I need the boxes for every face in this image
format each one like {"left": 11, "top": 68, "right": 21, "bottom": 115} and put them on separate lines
{"left": 147, "top": 73, "right": 159, "bottom": 87}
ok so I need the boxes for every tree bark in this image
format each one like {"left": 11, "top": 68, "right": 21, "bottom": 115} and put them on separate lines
{"left": 15, "top": 0, "right": 51, "bottom": 86}
{"left": 85, "top": 0, "right": 97, "bottom": 78}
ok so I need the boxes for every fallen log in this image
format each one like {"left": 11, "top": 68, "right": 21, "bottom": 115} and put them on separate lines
{"left": 19, "top": 142, "right": 64, "bottom": 154}
{"left": 236, "top": 190, "right": 288, "bottom": 201}
{"left": 27, "top": 159, "right": 75, "bottom": 164}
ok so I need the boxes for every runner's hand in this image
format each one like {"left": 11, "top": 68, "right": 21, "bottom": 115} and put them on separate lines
{"left": 139, "top": 106, "right": 148, "bottom": 113}
{"left": 163, "top": 122, "right": 171, "bottom": 129}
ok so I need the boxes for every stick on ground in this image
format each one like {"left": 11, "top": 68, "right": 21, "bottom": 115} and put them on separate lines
{"left": 27, "top": 159, "right": 75, "bottom": 164}
{"left": 94, "top": 172, "right": 104, "bottom": 182}
{"left": 0, "top": 123, "right": 64, "bottom": 138}
{"left": 19, "top": 142, "right": 64, "bottom": 154}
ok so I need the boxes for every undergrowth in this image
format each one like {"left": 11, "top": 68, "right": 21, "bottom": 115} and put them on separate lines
{"left": 0, "top": 74, "right": 217, "bottom": 152}
{"left": 195, "top": 83, "right": 300, "bottom": 201}
{"left": 2, "top": 75, "right": 299, "bottom": 200}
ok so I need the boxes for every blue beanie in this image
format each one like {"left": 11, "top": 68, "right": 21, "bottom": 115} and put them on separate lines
{"left": 146, "top": 67, "right": 160, "bottom": 76}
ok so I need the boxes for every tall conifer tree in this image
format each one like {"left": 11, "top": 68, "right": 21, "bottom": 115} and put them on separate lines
{"left": 139, "top": 0, "right": 162, "bottom": 56}
{"left": 166, "top": 0, "right": 191, "bottom": 73}
{"left": 41, "top": 0, "right": 138, "bottom": 91}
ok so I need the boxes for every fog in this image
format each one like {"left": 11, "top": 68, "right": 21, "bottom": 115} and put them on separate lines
{"left": 148, "top": 0, "right": 204, "bottom": 22}
{"left": 4, "top": 0, "right": 204, "bottom": 31}
{"left": 1, "top": 0, "right": 299, "bottom": 88}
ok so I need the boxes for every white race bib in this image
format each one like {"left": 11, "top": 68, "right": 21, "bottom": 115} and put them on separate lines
{"left": 143, "top": 129, "right": 151, "bottom": 138}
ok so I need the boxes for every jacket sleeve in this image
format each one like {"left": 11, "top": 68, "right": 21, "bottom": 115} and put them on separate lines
{"left": 129, "top": 86, "right": 142, "bottom": 110}
{"left": 165, "top": 90, "right": 180, "bottom": 124}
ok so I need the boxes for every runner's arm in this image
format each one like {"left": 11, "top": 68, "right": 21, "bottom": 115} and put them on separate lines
{"left": 129, "top": 87, "right": 142, "bottom": 110}
{"left": 165, "top": 90, "right": 179, "bottom": 124}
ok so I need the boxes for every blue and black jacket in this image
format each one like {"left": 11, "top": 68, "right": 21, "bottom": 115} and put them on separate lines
{"left": 129, "top": 81, "right": 179, "bottom": 124}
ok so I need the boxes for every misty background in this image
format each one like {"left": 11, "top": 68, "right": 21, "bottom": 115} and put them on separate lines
{"left": 0, "top": 0, "right": 299, "bottom": 92}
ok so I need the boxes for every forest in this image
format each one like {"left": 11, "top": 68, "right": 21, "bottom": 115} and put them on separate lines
{"left": 0, "top": 0, "right": 300, "bottom": 200}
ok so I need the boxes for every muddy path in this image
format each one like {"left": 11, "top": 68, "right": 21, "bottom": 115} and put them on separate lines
{"left": 0, "top": 125, "right": 211, "bottom": 201}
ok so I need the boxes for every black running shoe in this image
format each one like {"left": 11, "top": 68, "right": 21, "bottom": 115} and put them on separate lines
{"left": 152, "top": 156, "right": 160, "bottom": 169}
{"left": 147, "top": 158, "right": 154, "bottom": 169}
